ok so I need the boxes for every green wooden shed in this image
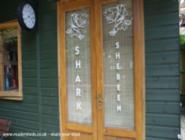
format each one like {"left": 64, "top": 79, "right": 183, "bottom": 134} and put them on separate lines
{"left": 0, "top": 0, "right": 180, "bottom": 140}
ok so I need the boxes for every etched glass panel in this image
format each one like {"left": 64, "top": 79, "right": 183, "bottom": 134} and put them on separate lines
{"left": 103, "top": 0, "right": 134, "bottom": 129}
{"left": 65, "top": 9, "right": 92, "bottom": 124}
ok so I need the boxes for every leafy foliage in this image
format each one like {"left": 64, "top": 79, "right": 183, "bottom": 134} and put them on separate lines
{"left": 180, "top": 35, "right": 185, "bottom": 46}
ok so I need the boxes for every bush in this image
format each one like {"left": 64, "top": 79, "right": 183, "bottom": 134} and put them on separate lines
{"left": 180, "top": 35, "right": 185, "bottom": 46}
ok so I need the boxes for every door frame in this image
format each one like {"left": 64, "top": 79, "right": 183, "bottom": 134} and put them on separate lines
{"left": 57, "top": 0, "right": 145, "bottom": 139}
{"left": 57, "top": 1, "right": 98, "bottom": 139}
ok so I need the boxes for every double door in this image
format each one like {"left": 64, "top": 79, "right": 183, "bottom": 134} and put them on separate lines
{"left": 58, "top": 0, "right": 145, "bottom": 139}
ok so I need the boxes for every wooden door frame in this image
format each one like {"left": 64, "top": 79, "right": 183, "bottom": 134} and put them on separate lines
{"left": 57, "top": 0, "right": 98, "bottom": 140}
{"left": 57, "top": 0, "right": 145, "bottom": 139}
{"left": 95, "top": 0, "right": 145, "bottom": 139}
{"left": 133, "top": 0, "right": 145, "bottom": 139}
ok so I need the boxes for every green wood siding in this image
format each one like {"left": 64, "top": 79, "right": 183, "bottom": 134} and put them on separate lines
{"left": 145, "top": 0, "right": 180, "bottom": 139}
{"left": 0, "top": 0, "right": 59, "bottom": 140}
{"left": 0, "top": 0, "right": 181, "bottom": 140}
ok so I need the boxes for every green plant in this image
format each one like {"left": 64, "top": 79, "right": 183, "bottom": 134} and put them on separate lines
{"left": 180, "top": 35, "right": 185, "bottom": 46}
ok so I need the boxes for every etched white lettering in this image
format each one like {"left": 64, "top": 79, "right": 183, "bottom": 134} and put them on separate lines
{"left": 75, "top": 46, "right": 80, "bottom": 55}
{"left": 115, "top": 52, "right": 120, "bottom": 59}
{"left": 117, "top": 105, "right": 122, "bottom": 112}
{"left": 116, "top": 63, "right": 121, "bottom": 70}
{"left": 75, "top": 88, "right": 81, "bottom": 96}
{"left": 117, "top": 94, "right": 121, "bottom": 101}
{"left": 75, "top": 60, "right": 81, "bottom": 69}
{"left": 115, "top": 41, "right": 120, "bottom": 49}
{"left": 75, "top": 75, "right": 81, "bottom": 83}
{"left": 76, "top": 102, "right": 82, "bottom": 110}
{"left": 116, "top": 73, "right": 121, "bottom": 81}
{"left": 116, "top": 84, "right": 121, "bottom": 91}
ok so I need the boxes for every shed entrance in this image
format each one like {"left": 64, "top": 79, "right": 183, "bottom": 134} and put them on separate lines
{"left": 58, "top": 0, "right": 145, "bottom": 140}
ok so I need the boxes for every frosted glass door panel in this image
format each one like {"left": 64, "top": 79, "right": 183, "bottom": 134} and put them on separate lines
{"left": 65, "top": 9, "right": 92, "bottom": 124}
{"left": 103, "top": 0, "right": 135, "bottom": 129}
